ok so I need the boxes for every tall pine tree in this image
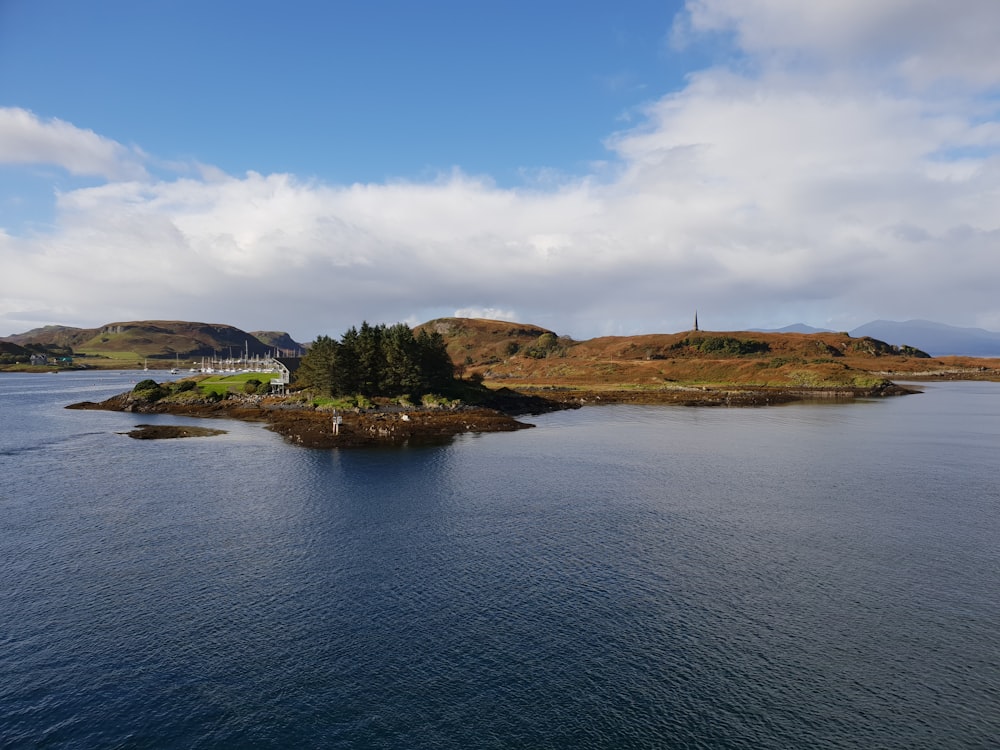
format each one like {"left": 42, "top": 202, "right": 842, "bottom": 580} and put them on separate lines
{"left": 297, "top": 322, "right": 455, "bottom": 398}
{"left": 296, "top": 335, "right": 338, "bottom": 395}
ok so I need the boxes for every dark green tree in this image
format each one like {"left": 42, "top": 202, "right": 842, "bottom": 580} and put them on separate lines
{"left": 296, "top": 321, "right": 456, "bottom": 399}
{"left": 355, "top": 321, "right": 386, "bottom": 397}
{"left": 333, "top": 326, "right": 361, "bottom": 394}
{"left": 297, "top": 335, "right": 339, "bottom": 395}
{"left": 416, "top": 330, "right": 454, "bottom": 391}
{"left": 382, "top": 322, "right": 423, "bottom": 397}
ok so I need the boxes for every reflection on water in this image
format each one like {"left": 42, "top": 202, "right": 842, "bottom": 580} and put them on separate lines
{"left": 1, "top": 372, "right": 998, "bottom": 748}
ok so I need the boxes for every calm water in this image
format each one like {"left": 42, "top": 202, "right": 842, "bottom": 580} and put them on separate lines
{"left": 1, "top": 372, "right": 998, "bottom": 749}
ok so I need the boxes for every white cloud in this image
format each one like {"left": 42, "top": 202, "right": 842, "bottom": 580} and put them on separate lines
{"left": 676, "top": 0, "right": 1000, "bottom": 90}
{"left": 0, "top": 108, "right": 148, "bottom": 181}
{"left": 4, "top": 4, "right": 1000, "bottom": 339}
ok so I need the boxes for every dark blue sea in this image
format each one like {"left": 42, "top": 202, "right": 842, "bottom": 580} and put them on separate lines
{"left": 2, "top": 371, "right": 998, "bottom": 749}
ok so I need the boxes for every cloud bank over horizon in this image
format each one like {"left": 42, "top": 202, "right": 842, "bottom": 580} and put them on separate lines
{"left": 3, "top": 1, "right": 1000, "bottom": 342}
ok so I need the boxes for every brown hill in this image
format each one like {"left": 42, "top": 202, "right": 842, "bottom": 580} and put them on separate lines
{"left": 423, "top": 318, "right": 998, "bottom": 390}
{"left": 3, "top": 325, "right": 94, "bottom": 350}
{"left": 414, "top": 317, "right": 564, "bottom": 370}
{"left": 250, "top": 331, "right": 306, "bottom": 355}
{"left": 83, "top": 321, "right": 275, "bottom": 358}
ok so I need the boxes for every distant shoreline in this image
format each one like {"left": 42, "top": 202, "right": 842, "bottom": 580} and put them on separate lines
{"left": 510, "top": 382, "right": 920, "bottom": 407}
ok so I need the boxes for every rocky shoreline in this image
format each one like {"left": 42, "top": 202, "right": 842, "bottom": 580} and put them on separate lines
{"left": 511, "top": 381, "right": 919, "bottom": 407}
{"left": 67, "top": 380, "right": 918, "bottom": 449}
{"left": 68, "top": 391, "right": 557, "bottom": 449}
{"left": 123, "top": 424, "right": 228, "bottom": 440}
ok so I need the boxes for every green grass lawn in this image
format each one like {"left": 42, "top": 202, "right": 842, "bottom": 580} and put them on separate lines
{"left": 196, "top": 371, "right": 274, "bottom": 396}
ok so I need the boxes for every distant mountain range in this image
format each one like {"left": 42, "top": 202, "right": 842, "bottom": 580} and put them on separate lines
{"left": 755, "top": 324, "right": 834, "bottom": 335}
{"left": 849, "top": 320, "right": 1000, "bottom": 357}
{"left": 756, "top": 320, "right": 1000, "bottom": 357}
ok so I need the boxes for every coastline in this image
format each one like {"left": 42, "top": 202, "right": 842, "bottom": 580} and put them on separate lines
{"left": 512, "top": 382, "right": 918, "bottom": 407}
{"left": 68, "top": 392, "right": 548, "bottom": 449}
{"left": 67, "top": 381, "right": 918, "bottom": 449}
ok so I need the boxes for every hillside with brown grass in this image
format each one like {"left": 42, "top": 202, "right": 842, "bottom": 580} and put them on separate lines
{"left": 414, "top": 318, "right": 562, "bottom": 370}
{"left": 250, "top": 330, "right": 306, "bottom": 355}
{"left": 424, "top": 318, "right": 1000, "bottom": 391}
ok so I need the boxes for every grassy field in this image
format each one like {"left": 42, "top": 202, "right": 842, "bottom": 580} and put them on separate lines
{"left": 195, "top": 371, "right": 273, "bottom": 396}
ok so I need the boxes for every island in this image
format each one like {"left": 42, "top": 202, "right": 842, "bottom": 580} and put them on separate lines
{"left": 39, "top": 316, "right": 1000, "bottom": 448}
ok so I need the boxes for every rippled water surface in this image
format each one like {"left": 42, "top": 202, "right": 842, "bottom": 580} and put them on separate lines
{"left": 2, "top": 372, "right": 999, "bottom": 748}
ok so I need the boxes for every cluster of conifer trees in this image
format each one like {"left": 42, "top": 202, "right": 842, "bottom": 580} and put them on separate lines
{"left": 297, "top": 322, "right": 454, "bottom": 397}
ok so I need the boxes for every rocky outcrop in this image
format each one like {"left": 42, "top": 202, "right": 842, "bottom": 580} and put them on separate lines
{"left": 68, "top": 392, "right": 538, "bottom": 449}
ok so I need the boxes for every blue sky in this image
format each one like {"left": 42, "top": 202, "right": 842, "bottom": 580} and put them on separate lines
{"left": 2, "top": 1, "right": 1000, "bottom": 341}
{"left": 1, "top": 1, "right": 689, "bottom": 187}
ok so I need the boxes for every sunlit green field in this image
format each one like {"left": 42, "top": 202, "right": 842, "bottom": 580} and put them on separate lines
{"left": 195, "top": 371, "right": 275, "bottom": 396}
